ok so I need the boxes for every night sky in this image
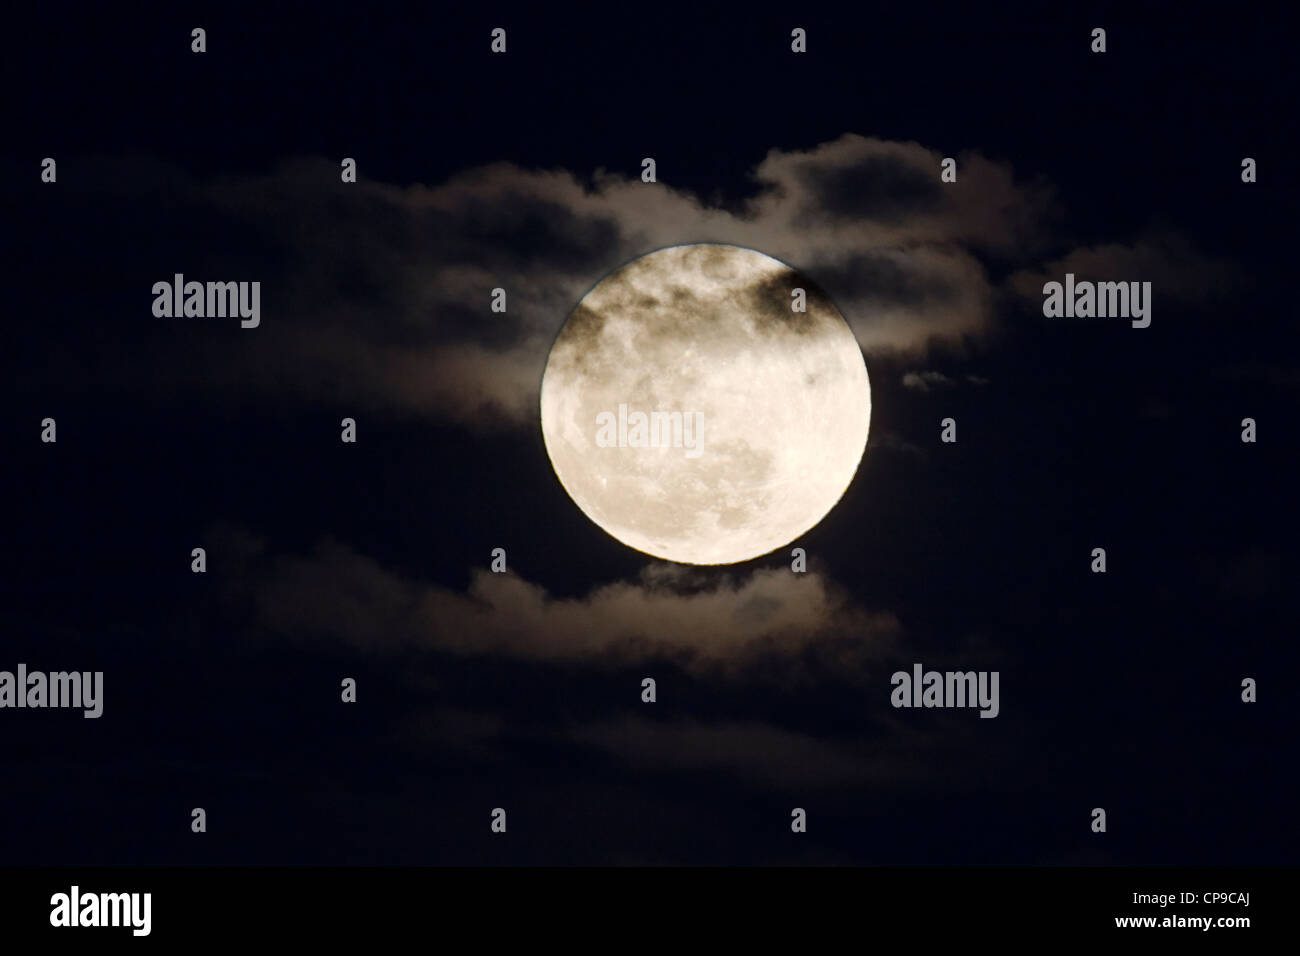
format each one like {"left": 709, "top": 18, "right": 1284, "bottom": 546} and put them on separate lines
{"left": 5, "top": 5, "right": 1295, "bottom": 866}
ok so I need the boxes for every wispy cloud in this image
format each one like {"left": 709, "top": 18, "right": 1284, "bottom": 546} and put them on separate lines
{"left": 213, "top": 526, "right": 902, "bottom": 674}
{"left": 21, "top": 135, "right": 1062, "bottom": 424}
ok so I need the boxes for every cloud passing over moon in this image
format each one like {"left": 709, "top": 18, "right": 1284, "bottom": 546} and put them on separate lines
{"left": 540, "top": 243, "right": 872, "bottom": 565}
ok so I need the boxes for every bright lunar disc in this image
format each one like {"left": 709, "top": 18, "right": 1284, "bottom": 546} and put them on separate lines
{"left": 540, "top": 243, "right": 871, "bottom": 565}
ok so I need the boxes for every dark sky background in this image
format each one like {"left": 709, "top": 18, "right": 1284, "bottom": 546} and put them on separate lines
{"left": 4, "top": 5, "right": 1296, "bottom": 865}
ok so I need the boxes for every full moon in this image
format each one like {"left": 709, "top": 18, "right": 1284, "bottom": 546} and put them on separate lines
{"left": 540, "top": 243, "right": 871, "bottom": 565}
